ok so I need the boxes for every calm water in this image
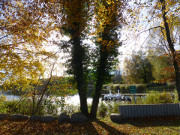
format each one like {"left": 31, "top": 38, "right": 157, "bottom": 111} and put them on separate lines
{"left": 2, "top": 94, "right": 20, "bottom": 101}
{"left": 0, "top": 92, "right": 93, "bottom": 105}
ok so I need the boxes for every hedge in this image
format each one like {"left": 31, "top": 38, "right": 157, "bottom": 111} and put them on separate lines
{"left": 102, "top": 84, "right": 175, "bottom": 94}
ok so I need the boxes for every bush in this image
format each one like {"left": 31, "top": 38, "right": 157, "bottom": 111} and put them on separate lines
{"left": 5, "top": 100, "right": 22, "bottom": 114}
{"left": 110, "top": 85, "right": 113, "bottom": 90}
{"left": 125, "top": 85, "right": 130, "bottom": 91}
{"left": 145, "top": 85, "right": 175, "bottom": 92}
{"left": 103, "top": 83, "right": 175, "bottom": 94}
{"left": 2, "top": 98, "right": 39, "bottom": 115}
{"left": 135, "top": 97, "right": 144, "bottom": 104}
{"left": 147, "top": 83, "right": 167, "bottom": 87}
{"left": 44, "top": 99, "right": 59, "bottom": 116}
{"left": 0, "top": 97, "right": 61, "bottom": 116}
{"left": 62, "top": 104, "right": 80, "bottom": 115}
{"left": 98, "top": 102, "right": 108, "bottom": 118}
{"left": 0, "top": 95, "right": 8, "bottom": 113}
{"left": 112, "top": 102, "right": 121, "bottom": 113}
{"left": 136, "top": 84, "right": 147, "bottom": 93}
{"left": 173, "top": 89, "right": 179, "bottom": 103}
{"left": 0, "top": 98, "right": 33, "bottom": 115}
{"left": 143, "top": 91, "right": 173, "bottom": 104}
{"left": 103, "top": 84, "right": 147, "bottom": 93}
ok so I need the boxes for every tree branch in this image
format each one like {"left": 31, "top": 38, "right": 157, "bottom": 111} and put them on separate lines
{"left": 32, "top": 60, "right": 56, "bottom": 115}
{"left": 138, "top": 26, "right": 165, "bottom": 36}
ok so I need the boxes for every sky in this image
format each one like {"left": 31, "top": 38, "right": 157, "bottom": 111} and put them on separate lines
{"left": 44, "top": 19, "right": 180, "bottom": 77}
{"left": 117, "top": 0, "right": 180, "bottom": 72}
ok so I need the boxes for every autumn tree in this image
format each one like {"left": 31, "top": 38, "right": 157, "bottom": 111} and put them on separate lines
{"left": 159, "top": 0, "right": 180, "bottom": 100}
{"left": 0, "top": 0, "right": 56, "bottom": 90}
{"left": 90, "top": 0, "right": 125, "bottom": 118}
{"left": 56, "top": 0, "right": 92, "bottom": 116}
{"left": 123, "top": 51, "right": 154, "bottom": 84}
{"left": 54, "top": 0, "right": 125, "bottom": 118}
{"left": 0, "top": 0, "right": 65, "bottom": 116}
{"left": 148, "top": 50, "right": 174, "bottom": 83}
{"left": 127, "top": 0, "right": 180, "bottom": 100}
{"left": 147, "top": 33, "right": 175, "bottom": 83}
{"left": 1, "top": 0, "right": 126, "bottom": 118}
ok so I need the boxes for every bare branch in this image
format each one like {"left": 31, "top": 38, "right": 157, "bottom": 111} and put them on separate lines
{"left": 32, "top": 60, "right": 56, "bottom": 115}
{"left": 138, "top": 26, "right": 165, "bottom": 36}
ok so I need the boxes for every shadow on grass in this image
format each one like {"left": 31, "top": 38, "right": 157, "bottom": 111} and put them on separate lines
{"left": 65, "top": 121, "right": 99, "bottom": 135}
{"left": 13, "top": 120, "right": 99, "bottom": 135}
{"left": 115, "top": 116, "right": 180, "bottom": 128}
{"left": 4, "top": 119, "right": 127, "bottom": 135}
{"left": 96, "top": 120, "right": 127, "bottom": 135}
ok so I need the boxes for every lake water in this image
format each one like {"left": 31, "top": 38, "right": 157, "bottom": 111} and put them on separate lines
{"left": 2, "top": 94, "right": 20, "bottom": 101}
{"left": 0, "top": 92, "right": 93, "bottom": 106}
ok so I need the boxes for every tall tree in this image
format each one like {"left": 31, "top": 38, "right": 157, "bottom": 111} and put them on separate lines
{"left": 159, "top": 0, "right": 180, "bottom": 100}
{"left": 90, "top": 0, "right": 125, "bottom": 118}
{"left": 58, "top": 0, "right": 92, "bottom": 116}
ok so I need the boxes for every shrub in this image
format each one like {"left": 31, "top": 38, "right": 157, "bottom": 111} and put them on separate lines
{"left": 135, "top": 97, "right": 144, "bottom": 104}
{"left": 110, "top": 85, "right": 113, "bottom": 90}
{"left": 158, "top": 92, "right": 173, "bottom": 103}
{"left": 0, "top": 97, "right": 61, "bottom": 116}
{"left": 174, "top": 89, "right": 179, "bottom": 103}
{"left": 62, "top": 104, "right": 80, "bottom": 115}
{"left": 103, "top": 84, "right": 148, "bottom": 94}
{"left": 2, "top": 98, "right": 38, "bottom": 115}
{"left": 136, "top": 84, "right": 147, "bottom": 93}
{"left": 115, "top": 86, "right": 120, "bottom": 90}
{"left": 44, "top": 99, "right": 58, "bottom": 116}
{"left": 143, "top": 91, "right": 173, "bottom": 104}
{"left": 0, "top": 95, "right": 8, "bottom": 113}
{"left": 145, "top": 85, "right": 175, "bottom": 92}
{"left": 112, "top": 102, "right": 121, "bottom": 113}
{"left": 143, "top": 93, "right": 157, "bottom": 104}
{"left": 125, "top": 85, "right": 130, "bottom": 91}
{"left": 98, "top": 102, "right": 108, "bottom": 118}
{"left": 0, "top": 99, "right": 32, "bottom": 115}
{"left": 147, "top": 83, "right": 167, "bottom": 87}
{"left": 106, "top": 102, "right": 113, "bottom": 115}
{"left": 120, "top": 85, "right": 125, "bottom": 92}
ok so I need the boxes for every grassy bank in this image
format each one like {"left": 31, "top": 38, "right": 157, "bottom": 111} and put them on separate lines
{"left": 0, "top": 116, "right": 179, "bottom": 135}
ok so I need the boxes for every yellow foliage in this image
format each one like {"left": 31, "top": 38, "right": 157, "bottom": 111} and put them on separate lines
{"left": 0, "top": 0, "right": 57, "bottom": 90}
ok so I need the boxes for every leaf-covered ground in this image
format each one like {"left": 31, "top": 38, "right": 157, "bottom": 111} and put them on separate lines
{"left": 0, "top": 116, "right": 180, "bottom": 135}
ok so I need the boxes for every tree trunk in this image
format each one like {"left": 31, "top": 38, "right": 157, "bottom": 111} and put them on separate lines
{"left": 71, "top": 35, "right": 89, "bottom": 116}
{"left": 160, "top": 0, "right": 180, "bottom": 100}
{"left": 90, "top": 50, "right": 108, "bottom": 119}
{"left": 89, "top": 0, "right": 119, "bottom": 118}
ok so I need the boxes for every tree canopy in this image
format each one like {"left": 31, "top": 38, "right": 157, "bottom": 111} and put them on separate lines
{"left": 0, "top": 0, "right": 57, "bottom": 89}
{"left": 123, "top": 51, "right": 154, "bottom": 84}
{"left": 1, "top": 0, "right": 179, "bottom": 118}
{"left": 126, "top": 0, "right": 180, "bottom": 99}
